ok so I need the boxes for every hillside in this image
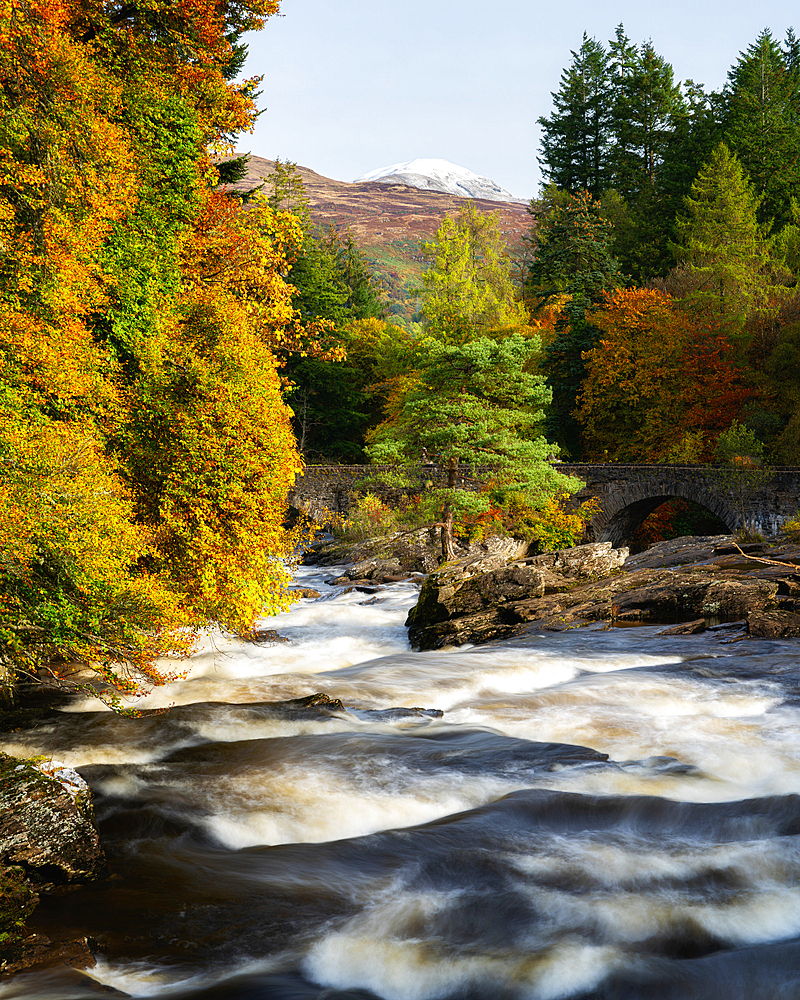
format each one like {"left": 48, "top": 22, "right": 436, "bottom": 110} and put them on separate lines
{"left": 232, "top": 156, "right": 532, "bottom": 323}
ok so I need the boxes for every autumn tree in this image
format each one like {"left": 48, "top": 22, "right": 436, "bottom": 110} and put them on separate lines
{"left": 366, "top": 336, "right": 580, "bottom": 560}
{"left": 575, "top": 289, "right": 752, "bottom": 462}
{"left": 525, "top": 190, "right": 621, "bottom": 458}
{"left": 421, "top": 202, "right": 528, "bottom": 342}
{"left": 0, "top": 0, "right": 316, "bottom": 704}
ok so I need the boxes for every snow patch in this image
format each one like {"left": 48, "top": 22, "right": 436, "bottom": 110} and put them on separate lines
{"left": 354, "top": 158, "right": 525, "bottom": 203}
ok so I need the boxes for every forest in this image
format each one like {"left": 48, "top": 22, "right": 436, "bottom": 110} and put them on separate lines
{"left": 1, "top": 4, "right": 798, "bottom": 704}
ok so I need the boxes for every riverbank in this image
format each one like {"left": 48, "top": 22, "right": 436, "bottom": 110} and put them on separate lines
{"left": 307, "top": 532, "right": 800, "bottom": 650}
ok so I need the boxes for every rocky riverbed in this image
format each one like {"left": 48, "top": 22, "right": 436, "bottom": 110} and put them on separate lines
{"left": 307, "top": 531, "right": 800, "bottom": 651}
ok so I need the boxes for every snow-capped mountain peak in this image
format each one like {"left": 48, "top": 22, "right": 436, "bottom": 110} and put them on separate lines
{"left": 354, "top": 158, "right": 523, "bottom": 202}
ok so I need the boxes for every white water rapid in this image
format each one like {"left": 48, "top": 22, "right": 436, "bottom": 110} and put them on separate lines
{"left": 3, "top": 565, "right": 800, "bottom": 1000}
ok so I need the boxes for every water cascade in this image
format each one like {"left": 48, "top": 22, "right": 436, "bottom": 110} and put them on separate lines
{"left": 3, "top": 565, "right": 800, "bottom": 1000}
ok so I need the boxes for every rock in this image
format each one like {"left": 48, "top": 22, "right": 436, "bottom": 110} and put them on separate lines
{"left": 343, "top": 558, "right": 403, "bottom": 581}
{"left": 611, "top": 576, "right": 779, "bottom": 621}
{"left": 526, "top": 541, "right": 629, "bottom": 579}
{"left": 658, "top": 619, "right": 707, "bottom": 636}
{"left": 747, "top": 610, "right": 800, "bottom": 638}
{"left": 265, "top": 693, "right": 346, "bottom": 714}
{"left": 291, "top": 587, "right": 321, "bottom": 599}
{"left": 407, "top": 563, "right": 548, "bottom": 650}
{"left": 0, "top": 754, "right": 106, "bottom": 888}
{"left": 243, "top": 629, "right": 289, "bottom": 644}
{"left": 0, "top": 865, "right": 38, "bottom": 950}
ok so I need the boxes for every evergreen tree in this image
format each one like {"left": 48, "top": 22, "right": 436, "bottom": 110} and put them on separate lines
{"left": 607, "top": 25, "right": 640, "bottom": 197}
{"left": 724, "top": 29, "right": 800, "bottom": 229}
{"left": 366, "top": 336, "right": 579, "bottom": 560}
{"left": 538, "top": 34, "right": 611, "bottom": 197}
{"left": 673, "top": 142, "right": 772, "bottom": 324}
{"left": 526, "top": 191, "right": 621, "bottom": 458}
{"left": 627, "top": 41, "right": 684, "bottom": 192}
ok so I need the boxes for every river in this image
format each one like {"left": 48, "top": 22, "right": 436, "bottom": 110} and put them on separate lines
{"left": 3, "top": 565, "right": 800, "bottom": 1000}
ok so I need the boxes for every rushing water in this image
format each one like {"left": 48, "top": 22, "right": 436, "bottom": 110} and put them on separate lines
{"left": 3, "top": 565, "right": 800, "bottom": 1000}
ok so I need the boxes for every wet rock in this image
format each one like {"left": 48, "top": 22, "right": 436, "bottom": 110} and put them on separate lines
{"left": 343, "top": 557, "right": 403, "bottom": 580}
{"left": 0, "top": 932, "right": 97, "bottom": 976}
{"left": 244, "top": 629, "right": 289, "bottom": 644}
{"left": 658, "top": 619, "right": 707, "bottom": 636}
{"left": 265, "top": 694, "right": 346, "bottom": 715}
{"left": 407, "top": 564, "right": 546, "bottom": 650}
{"left": 0, "top": 754, "right": 106, "bottom": 888}
{"left": 611, "top": 576, "right": 779, "bottom": 621}
{"left": 748, "top": 610, "right": 800, "bottom": 638}
{"left": 291, "top": 587, "right": 321, "bottom": 599}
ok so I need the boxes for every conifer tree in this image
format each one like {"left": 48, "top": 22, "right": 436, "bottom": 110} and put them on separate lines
{"left": 724, "top": 30, "right": 800, "bottom": 229}
{"left": 538, "top": 34, "right": 611, "bottom": 197}
{"left": 526, "top": 191, "right": 621, "bottom": 458}
{"left": 673, "top": 142, "right": 772, "bottom": 324}
{"left": 366, "top": 336, "right": 579, "bottom": 560}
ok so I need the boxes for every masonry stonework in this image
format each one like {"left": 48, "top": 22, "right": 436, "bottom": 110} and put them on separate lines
{"left": 289, "top": 464, "right": 800, "bottom": 544}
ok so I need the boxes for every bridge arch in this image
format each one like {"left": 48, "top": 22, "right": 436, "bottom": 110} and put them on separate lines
{"left": 560, "top": 465, "right": 746, "bottom": 547}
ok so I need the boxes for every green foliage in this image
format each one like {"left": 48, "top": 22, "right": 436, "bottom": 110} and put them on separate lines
{"left": 420, "top": 202, "right": 527, "bottom": 342}
{"left": 538, "top": 33, "right": 611, "bottom": 198}
{"left": 335, "top": 493, "right": 399, "bottom": 543}
{"left": 0, "top": 865, "right": 38, "bottom": 947}
{"left": 367, "top": 335, "right": 582, "bottom": 558}
{"left": 526, "top": 190, "right": 621, "bottom": 458}
{"left": 673, "top": 143, "right": 774, "bottom": 324}
{"left": 724, "top": 30, "right": 800, "bottom": 230}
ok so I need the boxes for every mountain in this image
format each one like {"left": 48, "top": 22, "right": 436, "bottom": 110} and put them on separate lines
{"left": 354, "top": 158, "right": 526, "bottom": 202}
{"left": 229, "top": 156, "right": 531, "bottom": 325}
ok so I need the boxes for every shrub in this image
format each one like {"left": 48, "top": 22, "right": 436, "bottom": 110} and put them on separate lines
{"left": 336, "top": 493, "right": 398, "bottom": 542}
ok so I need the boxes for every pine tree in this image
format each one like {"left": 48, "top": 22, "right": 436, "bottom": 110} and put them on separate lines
{"left": 366, "top": 336, "right": 578, "bottom": 560}
{"left": 724, "top": 30, "right": 800, "bottom": 229}
{"left": 538, "top": 34, "right": 611, "bottom": 197}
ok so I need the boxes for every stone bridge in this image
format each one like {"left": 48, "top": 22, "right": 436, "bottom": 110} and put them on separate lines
{"left": 289, "top": 463, "right": 800, "bottom": 545}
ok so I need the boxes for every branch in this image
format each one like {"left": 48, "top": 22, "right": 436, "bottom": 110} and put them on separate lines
{"left": 732, "top": 542, "right": 800, "bottom": 573}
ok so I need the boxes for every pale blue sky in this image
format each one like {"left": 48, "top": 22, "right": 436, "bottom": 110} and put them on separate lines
{"left": 239, "top": 0, "right": 798, "bottom": 200}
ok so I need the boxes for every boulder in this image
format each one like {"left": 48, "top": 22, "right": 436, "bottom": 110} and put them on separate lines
{"left": 747, "top": 610, "right": 800, "bottom": 638}
{"left": 0, "top": 754, "right": 106, "bottom": 888}
{"left": 611, "top": 576, "right": 779, "bottom": 621}
{"left": 408, "top": 561, "right": 549, "bottom": 650}
{"left": 526, "top": 541, "right": 629, "bottom": 579}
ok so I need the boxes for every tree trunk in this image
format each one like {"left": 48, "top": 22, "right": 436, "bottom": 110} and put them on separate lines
{"left": 440, "top": 457, "right": 458, "bottom": 561}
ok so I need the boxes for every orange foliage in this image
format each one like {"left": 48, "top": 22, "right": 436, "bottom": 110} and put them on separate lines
{"left": 576, "top": 289, "right": 752, "bottom": 462}
{"left": 0, "top": 0, "right": 325, "bottom": 707}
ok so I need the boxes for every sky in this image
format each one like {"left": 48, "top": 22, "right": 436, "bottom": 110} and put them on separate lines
{"left": 238, "top": 0, "right": 799, "bottom": 200}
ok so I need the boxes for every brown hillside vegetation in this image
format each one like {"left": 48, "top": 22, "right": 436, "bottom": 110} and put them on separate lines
{"left": 231, "top": 156, "right": 531, "bottom": 304}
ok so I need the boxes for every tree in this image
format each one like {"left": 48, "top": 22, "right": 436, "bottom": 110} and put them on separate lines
{"left": 366, "top": 336, "right": 581, "bottom": 560}
{"left": 420, "top": 202, "right": 528, "bottom": 342}
{"left": 673, "top": 142, "right": 774, "bottom": 324}
{"left": 0, "top": 0, "right": 314, "bottom": 704}
{"left": 724, "top": 30, "right": 800, "bottom": 230}
{"left": 538, "top": 34, "right": 611, "bottom": 197}
{"left": 575, "top": 289, "right": 752, "bottom": 461}
{"left": 526, "top": 190, "right": 621, "bottom": 458}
